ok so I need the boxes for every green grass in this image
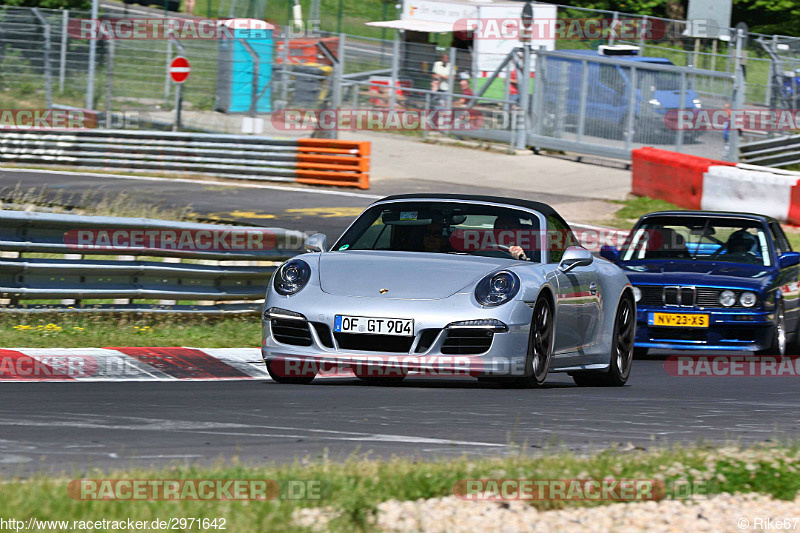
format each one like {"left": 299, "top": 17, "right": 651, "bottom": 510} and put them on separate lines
{"left": 0, "top": 314, "right": 260, "bottom": 348}
{"left": 1, "top": 443, "right": 798, "bottom": 531}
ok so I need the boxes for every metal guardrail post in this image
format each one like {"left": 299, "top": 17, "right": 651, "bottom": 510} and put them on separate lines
{"left": 32, "top": 9, "right": 53, "bottom": 110}
{"left": 389, "top": 32, "right": 400, "bottom": 110}
{"left": 422, "top": 92, "right": 430, "bottom": 142}
{"left": 516, "top": 45, "right": 530, "bottom": 150}
{"left": 59, "top": 9, "right": 68, "bottom": 94}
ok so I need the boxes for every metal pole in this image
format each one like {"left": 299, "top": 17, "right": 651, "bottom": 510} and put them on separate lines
{"left": 86, "top": 0, "right": 99, "bottom": 109}
{"left": 59, "top": 9, "right": 68, "bottom": 94}
{"left": 105, "top": 38, "right": 114, "bottom": 128}
{"left": 516, "top": 45, "right": 530, "bottom": 149}
{"left": 576, "top": 59, "right": 588, "bottom": 142}
{"left": 639, "top": 15, "right": 647, "bottom": 48}
{"left": 728, "top": 29, "right": 745, "bottom": 162}
{"left": 174, "top": 84, "right": 183, "bottom": 131}
{"left": 446, "top": 46, "right": 456, "bottom": 110}
{"left": 32, "top": 9, "right": 52, "bottom": 110}
{"left": 389, "top": 32, "right": 400, "bottom": 110}
{"left": 608, "top": 11, "right": 619, "bottom": 46}
{"left": 337, "top": 0, "right": 344, "bottom": 34}
{"left": 165, "top": 40, "right": 173, "bottom": 101}
{"left": 624, "top": 66, "right": 637, "bottom": 152}
{"left": 280, "top": 29, "right": 289, "bottom": 107}
{"left": 329, "top": 34, "right": 346, "bottom": 140}
{"left": 675, "top": 71, "right": 687, "bottom": 152}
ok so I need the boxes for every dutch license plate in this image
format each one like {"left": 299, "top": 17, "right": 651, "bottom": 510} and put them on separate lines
{"left": 334, "top": 315, "right": 414, "bottom": 336}
{"left": 649, "top": 312, "right": 709, "bottom": 328}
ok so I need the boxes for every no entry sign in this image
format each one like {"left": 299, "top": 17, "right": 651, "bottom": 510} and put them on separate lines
{"left": 169, "top": 56, "right": 191, "bottom": 84}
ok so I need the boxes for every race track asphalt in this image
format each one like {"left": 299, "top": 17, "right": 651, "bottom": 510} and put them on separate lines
{"left": 2, "top": 356, "right": 798, "bottom": 474}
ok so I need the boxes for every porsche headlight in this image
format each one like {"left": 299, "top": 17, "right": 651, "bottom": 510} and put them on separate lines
{"left": 632, "top": 286, "right": 642, "bottom": 302}
{"left": 475, "top": 271, "right": 520, "bottom": 307}
{"left": 719, "top": 290, "right": 736, "bottom": 307}
{"left": 273, "top": 259, "right": 311, "bottom": 296}
{"left": 739, "top": 291, "right": 757, "bottom": 308}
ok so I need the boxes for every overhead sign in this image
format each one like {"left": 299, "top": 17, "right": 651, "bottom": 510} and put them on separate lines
{"left": 169, "top": 56, "right": 191, "bottom": 84}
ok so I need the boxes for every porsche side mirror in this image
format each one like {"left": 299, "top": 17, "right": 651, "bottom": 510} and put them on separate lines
{"left": 559, "top": 246, "right": 593, "bottom": 273}
{"left": 779, "top": 251, "right": 800, "bottom": 268}
{"left": 600, "top": 245, "right": 620, "bottom": 261}
{"left": 304, "top": 233, "right": 327, "bottom": 253}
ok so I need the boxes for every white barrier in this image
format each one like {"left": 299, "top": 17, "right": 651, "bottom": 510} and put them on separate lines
{"left": 701, "top": 165, "right": 800, "bottom": 221}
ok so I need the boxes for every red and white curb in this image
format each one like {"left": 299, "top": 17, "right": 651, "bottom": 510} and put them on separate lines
{"left": 0, "top": 347, "right": 269, "bottom": 381}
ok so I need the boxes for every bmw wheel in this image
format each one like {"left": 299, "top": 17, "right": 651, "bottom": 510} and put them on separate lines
{"left": 756, "top": 301, "right": 786, "bottom": 356}
{"left": 572, "top": 295, "right": 634, "bottom": 387}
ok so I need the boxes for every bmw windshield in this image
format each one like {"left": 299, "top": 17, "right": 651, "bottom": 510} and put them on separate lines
{"left": 619, "top": 216, "right": 773, "bottom": 266}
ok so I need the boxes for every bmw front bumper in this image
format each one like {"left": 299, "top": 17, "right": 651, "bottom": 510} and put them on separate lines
{"left": 635, "top": 307, "right": 775, "bottom": 352}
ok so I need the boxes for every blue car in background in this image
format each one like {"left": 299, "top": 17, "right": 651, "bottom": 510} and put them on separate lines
{"left": 543, "top": 46, "right": 703, "bottom": 142}
{"left": 601, "top": 211, "right": 800, "bottom": 355}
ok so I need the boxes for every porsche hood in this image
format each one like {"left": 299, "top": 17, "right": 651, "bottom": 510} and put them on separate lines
{"left": 317, "top": 251, "right": 514, "bottom": 299}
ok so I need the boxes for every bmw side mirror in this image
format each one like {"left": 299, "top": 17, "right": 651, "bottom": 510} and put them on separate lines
{"left": 304, "top": 233, "right": 327, "bottom": 253}
{"left": 600, "top": 245, "right": 620, "bottom": 261}
{"left": 779, "top": 251, "right": 800, "bottom": 268}
{"left": 559, "top": 246, "right": 593, "bottom": 273}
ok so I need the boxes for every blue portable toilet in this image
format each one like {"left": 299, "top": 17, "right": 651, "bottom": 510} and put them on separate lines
{"left": 215, "top": 19, "right": 274, "bottom": 113}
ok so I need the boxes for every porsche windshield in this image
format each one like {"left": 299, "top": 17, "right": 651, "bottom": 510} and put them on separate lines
{"left": 619, "top": 216, "right": 772, "bottom": 266}
{"left": 334, "top": 202, "right": 550, "bottom": 261}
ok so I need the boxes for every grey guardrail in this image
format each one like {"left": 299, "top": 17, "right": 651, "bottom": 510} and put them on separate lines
{"left": 0, "top": 210, "right": 306, "bottom": 314}
{"left": 739, "top": 134, "right": 800, "bottom": 168}
{"left": 0, "top": 129, "right": 303, "bottom": 182}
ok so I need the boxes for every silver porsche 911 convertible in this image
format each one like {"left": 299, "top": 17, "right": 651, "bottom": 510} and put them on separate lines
{"left": 262, "top": 194, "right": 634, "bottom": 387}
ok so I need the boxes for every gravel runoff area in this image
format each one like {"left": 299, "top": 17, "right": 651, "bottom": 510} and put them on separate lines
{"left": 295, "top": 493, "right": 800, "bottom": 532}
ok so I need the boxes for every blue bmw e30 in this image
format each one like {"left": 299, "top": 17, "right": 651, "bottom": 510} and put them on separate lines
{"left": 601, "top": 211, "right": 800, "bottom": 356}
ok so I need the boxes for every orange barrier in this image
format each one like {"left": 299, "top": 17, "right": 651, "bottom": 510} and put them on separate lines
{"left": 631, "top": 147, "right": 735, "bottom": 209}
{"left": 296, "top": 139, "right": 370, "bottom": 189}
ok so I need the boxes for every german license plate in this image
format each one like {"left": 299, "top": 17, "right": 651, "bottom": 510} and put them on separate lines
{"left": 334, "top": 315, "right": 414, "bottom": 336}
{"left": 649, "top": 312, "right": 709, "bottom": 328}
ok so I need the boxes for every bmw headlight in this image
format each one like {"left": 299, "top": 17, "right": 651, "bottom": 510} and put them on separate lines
{"left": 273, "top": 259, "right": 311, "bottom": 296}
{"left": 739, "top": 291, "right": 757, "bottom": 308}
{"left": 719, "top": 290, "right": 736, "bottom": 307}
{"left": 632, "top": 286, "right": 642, "bottom": 302}
{"left": 475, "top": 271, "right": 520, "bottom": 307}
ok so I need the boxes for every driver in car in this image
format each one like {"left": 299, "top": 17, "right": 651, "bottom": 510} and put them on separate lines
{"left": 723, "top": 229, "right": 759, "bottom": 261}
{"left": 494, "top": 216, "right": 529, "bottom": 261}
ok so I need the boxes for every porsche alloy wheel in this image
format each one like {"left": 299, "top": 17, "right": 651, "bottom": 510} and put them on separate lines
{"left": 515, "top": 296, "right": 553, "bottom": 388}
{"left": 572, "top": 295, "right": 634, "bottom": 387}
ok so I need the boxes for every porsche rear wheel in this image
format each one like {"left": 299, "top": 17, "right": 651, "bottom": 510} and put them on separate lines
{"left": 572, "top": 294, "right": 634, "bottom": 387}
{"left": 513, "top": 296, "right": 553, "bottom": 388}
{"left": 266, "top": 360, "right": 316, "bottom": 385}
